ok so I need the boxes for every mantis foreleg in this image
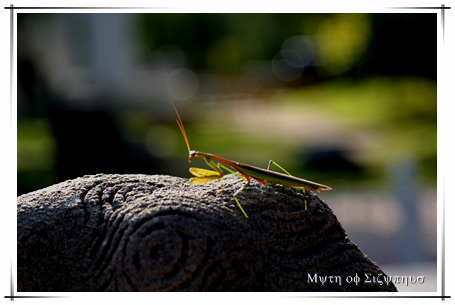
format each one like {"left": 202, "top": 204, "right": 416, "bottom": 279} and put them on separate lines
{"left": 218, "top": 163, "right": 247, "bottom": 181}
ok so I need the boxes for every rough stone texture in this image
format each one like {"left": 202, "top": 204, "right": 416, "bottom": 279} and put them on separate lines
{"left": 17, "top": 174, "right": 397, "bottom": 292}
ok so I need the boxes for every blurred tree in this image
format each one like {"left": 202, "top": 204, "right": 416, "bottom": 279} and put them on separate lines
{"left": 316, "top": 14, "right": 371, "bottom": 77}
{"left": 138, "top": 14, "right": 320, "bottom": 72}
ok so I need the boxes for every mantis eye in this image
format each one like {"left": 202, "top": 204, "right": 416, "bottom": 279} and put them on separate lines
{"left": 188, "top": 150, "right": 197, "bottom": 162}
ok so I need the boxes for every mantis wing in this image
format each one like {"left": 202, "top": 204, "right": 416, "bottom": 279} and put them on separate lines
{"left": 189, "top": 167, "right": 220, "bottom": 177}
{"left": 189, "top": 176, "right": 220, "bottom": 185}
{"left": 189, "top": 167, "right": 222, "bottom": 185}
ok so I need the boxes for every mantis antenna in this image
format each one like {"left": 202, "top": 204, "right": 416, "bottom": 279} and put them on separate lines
{"left": 166, "top": 91, "right": 191, "bottom": 153}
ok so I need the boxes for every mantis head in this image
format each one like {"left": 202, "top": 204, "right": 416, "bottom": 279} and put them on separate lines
{"left": 189, "top": 150, "right": 197, "bottom": 162}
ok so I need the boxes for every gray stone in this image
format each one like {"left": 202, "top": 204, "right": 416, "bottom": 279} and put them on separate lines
{"left": 17, "top": 174, "right": 397, "bottom": 292}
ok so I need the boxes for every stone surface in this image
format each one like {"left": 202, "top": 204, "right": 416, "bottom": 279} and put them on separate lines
{"left": 17, "top": 174, "right": 397, "bottom": 292}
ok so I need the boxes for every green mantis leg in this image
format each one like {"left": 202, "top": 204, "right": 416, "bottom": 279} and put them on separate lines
{"left": 203, "top": 157, "right": 224, "bottom": 176}
{"left": 232, "top": 182, "right": 250, "bottom": 220}
{"left": 198, "top": 158, "right": 250, "bottom": 219}
{"left": 267, "top": 160, "right": 308, "bottom": 211}
{"left": 218, "top": 163, "right": 246, "bottom": 181}
{"left": 267, "top": 160, "right": 292, "bottom": 175}
{"left": 217, "top": 163, "right": 250, "bottom": 219}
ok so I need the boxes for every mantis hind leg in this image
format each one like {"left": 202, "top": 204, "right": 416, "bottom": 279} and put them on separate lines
{"left": 233, "top": 182, "right": 250, "bottom": 220}
{"left": 216, "top": 163, "right": 250, "bottom": 219}
{"left": 267, "top": 160, "right": 308, "bottom": 211}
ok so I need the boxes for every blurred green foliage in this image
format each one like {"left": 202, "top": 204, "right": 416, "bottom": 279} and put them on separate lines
{"left": 316, "top": 14, "right": 371, "bottom": 76}
{"left": 137, "top": 13, "right": 435, "bottom": 79}
{"left": 170, "top": 76, "right": 436, "bottom": 186}
{"left": 17, "top": 119, "right": 56, "bottom": 172}
{"left": 285, "top": 77, "right": 437, "bottom": 182}
{"left": 17, "top": 118, "right": 56, "bottom": 192}
{"left": 139, "top": 14, "right": 301, "bottom": 71}
{"left": 138, "top": 13, "right": 373, "bottom": 75}
{"left": 18, "top": 13, "right": 436, "bottom": 194}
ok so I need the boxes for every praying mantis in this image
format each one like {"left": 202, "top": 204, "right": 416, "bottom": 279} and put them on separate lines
{"left": 169, "top": 97, "right": 331, "bottom": 220}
